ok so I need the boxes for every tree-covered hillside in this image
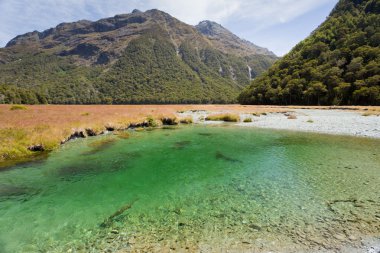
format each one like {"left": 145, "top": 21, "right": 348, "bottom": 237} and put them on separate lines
{"left": 239, "top": 0, "right": 380, "bottom": 105}
{"left": 0, "top": 9, "right": 277, "bottom": 104}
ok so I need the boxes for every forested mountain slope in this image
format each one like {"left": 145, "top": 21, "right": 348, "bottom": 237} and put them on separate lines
{"left": 0, "top": 9, "right": 277, "bottom": 104}
{"left": 239, "top": 0, "right": 380, "bottom": 105}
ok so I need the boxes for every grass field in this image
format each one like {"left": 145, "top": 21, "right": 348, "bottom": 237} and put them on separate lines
{"left": 0, "top": 104, "right": 378, "bottom": 168}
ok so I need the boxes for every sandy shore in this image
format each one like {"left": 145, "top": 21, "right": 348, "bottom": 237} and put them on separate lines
{"left": 179, "top": 109, "right": 380, "bottom": 138}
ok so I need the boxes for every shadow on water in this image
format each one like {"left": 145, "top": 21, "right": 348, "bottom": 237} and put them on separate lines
{"left": 57, "top": 162, "right": 122, "bottom": 181}
{"left": 173, "top": 141, "right": 192, "bottom": 150}
{"left": 0, "top": 184, "right": 41, "bottom": 202}
{"left": 198, "top": 133, "right": 213, "bottom": 137}
{"left": 82, "top": 138, "right": 118, "bottom": 156}
{"left": 120, "top": 151, "right": 142, "bottom": 159}
{"left": 0, "top": 153, "right": 49, "bottom": 172}
{"left": 57, "top": 150, "right": 143, "bottom": 180}
{"left": 273, "top": 136, "right": 315, "bottom": 147}
{"left": 162, "top": 126, "right": 179, "bottom": 130}
{"left": 57, "top": 163, "right": 99, "bottom": 179}
{"left": 215, "top": 151, "right": 242, "bottom": 163}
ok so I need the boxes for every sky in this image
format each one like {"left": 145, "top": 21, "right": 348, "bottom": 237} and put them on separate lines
{"left": 0, "top": 0, "right": 339, "bottom": 56}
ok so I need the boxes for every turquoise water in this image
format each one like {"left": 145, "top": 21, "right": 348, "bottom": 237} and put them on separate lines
{"left": 0, "top": 126, "right": 379, "bottom": 252}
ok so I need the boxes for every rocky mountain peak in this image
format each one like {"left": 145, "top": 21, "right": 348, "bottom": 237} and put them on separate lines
{"left": 196, "top": 20, "right": 276, "bottom": 57}
{"left": 132, "top": 9, "right": 142, "bottom": 14}
{"left": 196, "top": 20, "right": 229, "bottom": 37}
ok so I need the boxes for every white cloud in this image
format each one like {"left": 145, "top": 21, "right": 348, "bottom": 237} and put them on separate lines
{"left": 233, "top": 0, "right": 332, "bottom": 30}
{"left": 0, "top": 0, "right": 335, "bottom": 53}
{"left": 151, "top": 0, "right": 241, "bottom": 24}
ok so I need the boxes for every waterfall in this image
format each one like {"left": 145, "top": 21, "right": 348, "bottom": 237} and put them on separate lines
{"left": 247, "top": 65, "right": 252, "bottom": 80}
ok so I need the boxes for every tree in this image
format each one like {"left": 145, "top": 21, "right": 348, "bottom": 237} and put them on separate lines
{"left": 334, "top": 82, "right": 351, "bottom": 104}
{"left": 304, "top": 82, "right": 328, "bottom": 105}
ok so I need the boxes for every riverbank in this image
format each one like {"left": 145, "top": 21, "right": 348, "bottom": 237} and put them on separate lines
{"left": 0, "top": 104, "right": 379, "bottom": 167}
{"left": 179, "top": 108, "right": 380, "bottom": 138}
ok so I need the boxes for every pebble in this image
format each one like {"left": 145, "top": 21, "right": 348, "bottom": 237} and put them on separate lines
{"left": 111, "top": 229, "right": 119, "bottom": 234}
{"left": 348, "top": 235, "right": 358, "bottom": 241}
{"left": 334, "top": 234, "right": 346, "bottom": 241}
{"left": 249, "top": 224, "right": 262, "bottom": 231}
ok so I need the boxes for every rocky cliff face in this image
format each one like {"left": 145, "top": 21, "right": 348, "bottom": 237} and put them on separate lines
{"left": 0, "top": 9, "right": 278, "bottom": 104}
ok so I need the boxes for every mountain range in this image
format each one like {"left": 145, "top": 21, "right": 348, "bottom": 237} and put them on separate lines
{"left": 0, "top": 9, "right": 277, "bottom": 104}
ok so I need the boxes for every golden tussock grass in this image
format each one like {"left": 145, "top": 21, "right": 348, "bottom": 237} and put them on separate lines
{"left": 206, "top": 113, "right": 240, "bottom": 122}
{"left": 362, "top": 108, "right": 380, "bottom": 116}
{"left": 179, "top": 117, "right": 193, "bottom": 124}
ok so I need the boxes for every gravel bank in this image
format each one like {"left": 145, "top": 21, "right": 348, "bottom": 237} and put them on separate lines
{"left": 179, "top": 109, "right": 380, "bottom": 138}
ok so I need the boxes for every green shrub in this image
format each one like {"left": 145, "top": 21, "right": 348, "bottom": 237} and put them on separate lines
{"left": 146, "top": 116, "right": 159, "bottom": 127}
{"left": 243, "top": 118, "right": 253, "bottom": 123}
{"left": 205, "top": 113, "right": 240, "bottom": 122}
{"left": 10, "top": 105, "right": 27, "bottom": 111}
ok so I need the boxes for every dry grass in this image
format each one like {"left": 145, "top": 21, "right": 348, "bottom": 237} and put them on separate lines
{"left": 362, "top": 108, "right": 380, "bottom": 116}
{"left": 0, "top": 104, "right": 378, "bottom": 167}
{"left": 206, "top": 113, "right": 240, "bottom": 122}
{"left": 179, "top": 117, "right": 193, "bottom": 124}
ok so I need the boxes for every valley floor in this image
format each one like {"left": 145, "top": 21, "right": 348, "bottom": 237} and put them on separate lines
{"left": 0, "top": 104, "right": 379, "bottom": 167}
{"left": 180, "top": 107, "right": 380, "bottom": 138}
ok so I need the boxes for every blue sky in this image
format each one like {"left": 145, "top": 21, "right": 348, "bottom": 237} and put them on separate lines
{"left": 0, "top": 0, "right": 338, "bottom": 56}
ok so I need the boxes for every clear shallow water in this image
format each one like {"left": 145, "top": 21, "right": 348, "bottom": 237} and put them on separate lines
{"left": 0, "top": 126, "right": 379, "bottom": 252}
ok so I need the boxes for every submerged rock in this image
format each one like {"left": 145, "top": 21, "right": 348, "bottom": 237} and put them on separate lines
{"left": 215, "top": 151, "right": 242, "bottom": 163}
{"left": 198, "top": 133, "right": 212, "bottom": 136}
{"left": 0, "top": 184, "right": 40, "bottom": 201}
{"left": 173, "top": 141, "right": 191, "bottom": 150}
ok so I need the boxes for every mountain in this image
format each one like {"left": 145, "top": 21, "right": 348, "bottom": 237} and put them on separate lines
{"left": 239, "top": 0, "right": 380, "bottom": 106}
{"left": 196, "top": 20, "right": 274, "bottom": 57}
{"left": 0, "top": 9, "right": 277, "bottom": 104}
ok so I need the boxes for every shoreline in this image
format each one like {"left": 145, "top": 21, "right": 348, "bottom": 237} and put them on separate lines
{"left": 0, "top": 105, "right": 379, "bottom": 168}
{"left": 178, "top": 109, "right": 380, "bottom": 139}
